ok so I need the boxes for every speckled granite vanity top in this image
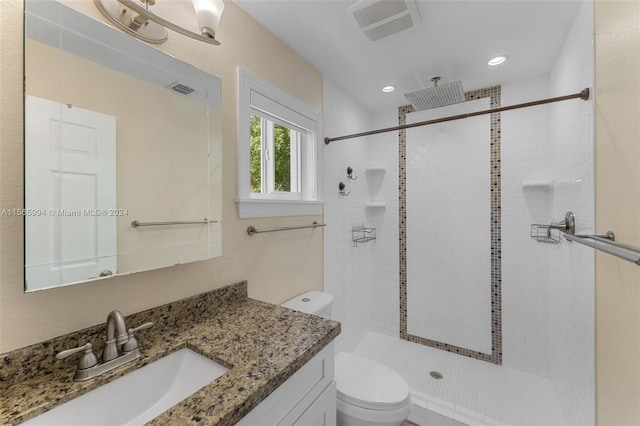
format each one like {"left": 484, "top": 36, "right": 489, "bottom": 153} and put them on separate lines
{"left": 0, "top": 281, "right": 340, "bottom": 425}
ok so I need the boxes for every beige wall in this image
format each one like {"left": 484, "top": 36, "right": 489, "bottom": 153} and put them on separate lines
{"left": 0, "top": 0, "right": 323, "bottom": 353}
{"left": 594, "top": 1, "right": 640, "bottom": 424}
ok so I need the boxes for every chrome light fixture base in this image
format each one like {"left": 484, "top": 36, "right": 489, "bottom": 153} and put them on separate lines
{"left": 95, "top": 0, "right": 168, "bottom": 44}
{"left": 94, "top": 0, "right": 221, "bottom": 45}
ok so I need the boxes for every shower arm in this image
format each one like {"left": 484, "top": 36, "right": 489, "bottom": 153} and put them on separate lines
{"left": 324, "top": 88, "right": 590, "bottom": 144}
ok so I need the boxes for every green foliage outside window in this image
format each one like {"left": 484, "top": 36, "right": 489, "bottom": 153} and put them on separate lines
{"left": 250, "top": 116, "right": 261, "bottom": 192}
{"left": 250, "top": 115, "right": 292, "bottom": 193}
{"left": 273, "top": 123, "right": 291, "bottom": 192}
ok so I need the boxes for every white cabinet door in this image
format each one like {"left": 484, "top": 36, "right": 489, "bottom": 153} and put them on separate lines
{"left": 291, "top": 381, "right": 337, "bottom": 426}
{"left": 237, "top": 343, "right": 335, "bottom": 426}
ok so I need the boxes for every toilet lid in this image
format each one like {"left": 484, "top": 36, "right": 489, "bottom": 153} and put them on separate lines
{"left": 335, "top": 352, "right": 410, "bottom": 411}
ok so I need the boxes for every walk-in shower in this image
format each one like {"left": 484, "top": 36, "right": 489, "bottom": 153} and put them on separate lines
{"left": 322, "top": 2, "right": 598, "bottom": 424}
{"left": 325, "top": 75, "right": 596, "bottom": 424}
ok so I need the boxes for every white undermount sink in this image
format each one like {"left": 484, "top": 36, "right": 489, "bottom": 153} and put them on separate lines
{"left": 23, "top": 348, "right": 228, "bottom": 426}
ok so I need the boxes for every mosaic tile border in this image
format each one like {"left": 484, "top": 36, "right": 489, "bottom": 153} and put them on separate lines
{"left": 399, "top": 86, "right": 502, "bottom": 365}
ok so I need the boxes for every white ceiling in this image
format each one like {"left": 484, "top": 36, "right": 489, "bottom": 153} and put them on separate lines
{"left": 233, "top": 0, "right": 583, "bottom": 113}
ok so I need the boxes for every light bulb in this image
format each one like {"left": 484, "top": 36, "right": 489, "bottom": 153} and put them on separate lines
{"left": 192, "top": 0, "right": 225, "bottom": 39}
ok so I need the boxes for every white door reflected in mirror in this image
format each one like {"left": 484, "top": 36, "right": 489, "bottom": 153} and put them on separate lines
{"left": 25, "top": 96, "right": 118, "bottom": 290}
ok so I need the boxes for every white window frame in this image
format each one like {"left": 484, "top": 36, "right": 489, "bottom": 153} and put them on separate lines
{"left": 237, "top": 68, "right": 323, "bottom": 218}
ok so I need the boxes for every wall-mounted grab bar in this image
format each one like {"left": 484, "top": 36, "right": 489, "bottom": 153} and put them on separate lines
{"left": 531, "top": 211, "right": 640, "bottom": 266}
{"left": 565, "top": 232, "right": 640, "bottom": 266}
{"left": 247, "top": 221, "right": 326, "bottom": 236}
{"left": 531, "top": 212, "right": 640, "bottom": 266}
{"left": 131, "top": 219, "right": 217, "bottom": 228}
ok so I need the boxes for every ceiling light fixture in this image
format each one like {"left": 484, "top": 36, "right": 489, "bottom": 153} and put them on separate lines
{"left": 488, "top": 55, "right": 508, "bottom": 66}
{"left": 94, "top": 0, "right": 224, "bottom": 45}
{"left": 382, "top": 85, "right": 396, "bottom": 93}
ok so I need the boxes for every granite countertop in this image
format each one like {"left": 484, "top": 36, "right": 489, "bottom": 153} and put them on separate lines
{"left": 0, "top": 281, "right": 340, "bottom": 425}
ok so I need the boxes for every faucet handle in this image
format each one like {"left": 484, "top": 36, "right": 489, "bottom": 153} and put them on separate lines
{"left": 56, "top": 342, "right": 99, "bottom": 370}
{"left": 122, "top": 322, "right": 154, "bottom": 353}
{"left": 129, "top": 322, "right": 154, "bottom": 334}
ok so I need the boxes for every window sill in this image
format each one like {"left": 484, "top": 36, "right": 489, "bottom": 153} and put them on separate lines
{"left": 236, "top": 199, "right": 323, "bottom": 219}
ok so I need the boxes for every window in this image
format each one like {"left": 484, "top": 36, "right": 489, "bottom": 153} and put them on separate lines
{"left": 237, "top": 68, "right": 323, "bottom": 218}
{"left": 250, "top": 115, "right": 301, "bottom": 195}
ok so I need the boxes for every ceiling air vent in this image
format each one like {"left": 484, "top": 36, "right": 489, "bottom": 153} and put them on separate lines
{"left": 347, "top": 0, "right": 421, "bottom": 42}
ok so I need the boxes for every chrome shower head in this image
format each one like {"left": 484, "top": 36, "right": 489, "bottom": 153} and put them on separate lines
{"left": 404, "top": 76, "right": 465, "bottom": 111}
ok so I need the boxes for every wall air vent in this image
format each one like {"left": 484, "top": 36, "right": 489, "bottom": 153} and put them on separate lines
{"left": 347, "top": 0, "right": 421, "bottom": 42}
{"left": 166, "top": 81, "right": 195, "bottom": 95}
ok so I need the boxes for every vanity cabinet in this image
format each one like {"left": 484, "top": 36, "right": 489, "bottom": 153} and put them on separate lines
{"left": 236, "top": 342, "right": 336, "bottom": 426}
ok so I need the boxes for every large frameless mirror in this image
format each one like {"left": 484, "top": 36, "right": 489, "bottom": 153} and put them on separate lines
{"left": 23, "top": 1, "right": 222, "bottom": 292}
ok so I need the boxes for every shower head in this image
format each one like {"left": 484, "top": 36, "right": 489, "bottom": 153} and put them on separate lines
{"left": 404, "top": 76, "right": 465, "bottom": 111}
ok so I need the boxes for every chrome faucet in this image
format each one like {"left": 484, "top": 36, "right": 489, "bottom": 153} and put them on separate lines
{"left": 103, "top": 310, "right": 130, "bottom": 362}
{"left": 56, "top": 310, "right": 153, "bottom": 381}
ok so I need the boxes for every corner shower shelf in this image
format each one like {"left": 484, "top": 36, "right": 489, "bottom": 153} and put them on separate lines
{"left": 365, "top": 167, "right": 386, "bottom": 175}
{"left": 521, "top": 179, "right": 554, "bottom": 190}
{"left": 352, "top": 226, "right": 376, "bottom": 247}
{"left": 365, "top": 202, "right": 386, "bottom": 208}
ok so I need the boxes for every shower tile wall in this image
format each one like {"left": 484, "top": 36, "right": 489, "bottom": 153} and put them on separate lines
{"left": 501, "top": 76, "right": 553, "bottom": 377}
{"left": 405, "top": 98, "right": 492, "bottom": 355}
{"left": 369, "top": 110, "right": 402, "bottom": 336}
{"left": 548, "top": 2, "right": 595, "bottom": 424}
{"left": 502, "top": 2, "right": 595, "bottom": 422}
{"left": 322, "top": 76, "right": 374, "bottom": 354}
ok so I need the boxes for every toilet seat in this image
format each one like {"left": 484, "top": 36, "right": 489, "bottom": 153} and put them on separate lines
{"left": 335, "top": 352, "right": 411, "bottom": 412}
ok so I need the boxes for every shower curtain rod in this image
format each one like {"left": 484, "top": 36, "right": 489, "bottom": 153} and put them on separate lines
{"left": 324, "top": 88, "right": 590, "bottom": 145}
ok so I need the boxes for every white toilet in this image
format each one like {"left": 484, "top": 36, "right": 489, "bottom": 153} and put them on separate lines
{"left": 282, "top": 291, "right": 411, "bottom": 426}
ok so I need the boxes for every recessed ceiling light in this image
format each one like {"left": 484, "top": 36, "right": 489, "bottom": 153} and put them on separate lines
{"left": 382, "top": 85, "right": 396, "bottom": 93}
{"left": 488, "top": 55, "right": 508, "bottom": 66}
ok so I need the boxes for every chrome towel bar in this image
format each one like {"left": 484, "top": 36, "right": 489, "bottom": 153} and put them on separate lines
{"left": 247, "top": 221, "right": 326, "bottom": 236}
{"left": 532, "top": 211, "right": 640, "bottom": 266}
{"left": 564, "top": 232, "right": 640, "bottom": 266}
{"left": 131, "top": 219, "right": 218, "bottom": 228}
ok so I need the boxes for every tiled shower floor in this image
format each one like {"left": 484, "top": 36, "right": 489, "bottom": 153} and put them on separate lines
{"left": 352, "top": 332, "right": 566, "bottom": 426}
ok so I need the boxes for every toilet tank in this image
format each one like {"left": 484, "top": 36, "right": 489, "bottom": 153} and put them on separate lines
{"left": 281, "top": 291, "right": 333, "bottom": 319}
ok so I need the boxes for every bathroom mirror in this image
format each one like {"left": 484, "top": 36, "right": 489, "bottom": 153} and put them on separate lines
{"left": 23, "top": 1, "right": 222, "bottom": 292}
